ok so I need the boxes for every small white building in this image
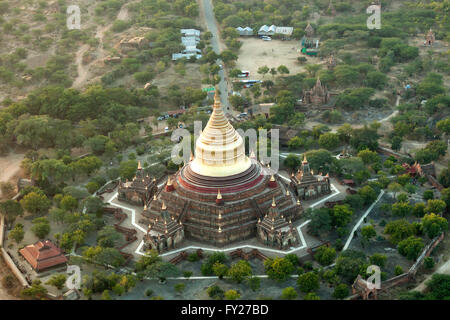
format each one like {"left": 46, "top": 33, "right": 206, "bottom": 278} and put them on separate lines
{"left": 172, "top": 53, "right": 202, "bottom": 61}
{"left": 181, "top": 29, "right": 200, "bottom": 37}
{"left": 236, "top": 26, "right": 253, "bottom": 36}
{"left": 258, "top": 25, "right": 293, "bottom": 38}
{"left": 181, "top": 36, "right": 199, "bottom": 47}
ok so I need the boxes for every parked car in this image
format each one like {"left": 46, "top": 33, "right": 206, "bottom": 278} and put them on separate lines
{"left": 157, "top": 116, "right": 165, "bottom": 121}
{"left": 262, "top": 36, "right": 272, "bottom": 41}
{"left": 164, "top": 127, "right": 169, "bottom": 132}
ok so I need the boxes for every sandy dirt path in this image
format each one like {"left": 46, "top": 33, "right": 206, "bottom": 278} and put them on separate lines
{"left": 72, "top": 1, "right": 133, "bottom": 89}
{"left": 413, "top": 258, "right": 450, "bottom": 292}
{"left": 0, "top": 153, "right": 25, "bottom": 197}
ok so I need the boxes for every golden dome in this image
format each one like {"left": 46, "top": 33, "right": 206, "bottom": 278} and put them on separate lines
{"left": 190, "top": 90, "right": 251, "bottom": 177}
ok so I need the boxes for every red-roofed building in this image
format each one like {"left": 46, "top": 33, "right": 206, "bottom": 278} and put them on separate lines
{"left": 167, "top": 109, "right": 185, "bottom": 117}
{"left": 20, "top": 240, "right": 68, "bottom": 272}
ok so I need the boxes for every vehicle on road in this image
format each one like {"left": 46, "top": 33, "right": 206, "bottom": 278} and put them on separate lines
{"left": 262, "top": 36, "right": 272, "bottom": 41}
{"left": 237, "top": 71, "right": 250, "bottom": 78}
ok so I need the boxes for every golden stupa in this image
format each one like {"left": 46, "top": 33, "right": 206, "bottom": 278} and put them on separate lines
{"left": 190, "top": 90, "right": 251, "bottom": 177}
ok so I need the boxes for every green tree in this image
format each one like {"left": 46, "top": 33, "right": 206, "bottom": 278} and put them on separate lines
{"left": 60, "top": 195, "right": 78, "bottom": 212}
{"left": 297, "top": 272, "right": 319, "bottom": 293}
{"left": 212, "top": 262, "right": 229, "bottom": 280}
{"left": 361, "top": 225, "right": 376, "bottom": 242}
{"left": 277, "top": 65, "right": 290, "bottom": 75}
{"left": 304, "top": 292, "right": 320, "bottom": 300}
{"left": 119, "top": 160, "right": 138, "bottom": 180}
{"left": 227, "top": 260, "right": 252, "bottom": 283}
{"left": 174, "top": 283, "right": 186, "bottom": 294}
{"left": 388, "top": 182, "right": 402, "bottom": 200}
{"left": 9, "top": 223, "right": 25, "bottom": 243}
{"left": 421, "top": 213, "right": 448, "bottom": 238}
{"left": 281, "top": 287, "right": 298, "bottom": 300}
{"left": 335, "top": 250, "right": 367, "bottom": 282}
{"left": 369, "top": 253, "right": 387, "bottom": 268}
{"left": 31, "top": 218, "right": 50, "bottom": 239}
{"left": 0, "top": 200, "right": 23, "bottom": 225}
{"left": 224, "top": 289, "right": 240, "bottom": 300}
{"left": 412, "top": 202, "right": 426, "bottom": 218}
{"left": 358, "top": 186, "right": 377, "bottom": 205}
{"left": 332, "top": 283, "right": 349, "bottom": 299}
{"left": 398, "top": 236, "right": 424, "bottom": 260}
{"left": 20, "top": 192, "right": 51, "bottom": 215}
{"left": 247, "top": 276, "right": 261, "bottom": 291}
{"left": 264, "top": 257, "right": 294, "bottom": 282}
{"left": 332, "top": 205, "right": 353, "bottom": 227}
{"left": 318, "top": 132, "right": 340, "bottom": 150}
{"left": 284, "top": 154, "right": 301, "bottom": 171}
{"left": 392, "top": 202, "right": 412, "bottom": 218}
{"left": 357, "top": 149, "right": 380, "bottom": 165}
{"left": 46, "top": 274, "right": 67, "bottom": 290}
{"left": 425, "top": 199, "right": 446, "bottom": 215}
{"left": 314, "top": 246, "right": 336, "bottom": 266}
{"left": 257, "top": 66, "right": 269, "bottom": 78}
{"left": 384, "top": 219, "right": 415, "bottom": 245}
{"left": 21, "top": 280, "right": 48, "bottom": 300}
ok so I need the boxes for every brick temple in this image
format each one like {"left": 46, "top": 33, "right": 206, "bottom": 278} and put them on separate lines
{"left": 137, "top": 91, "right": 303, "bottom": 251}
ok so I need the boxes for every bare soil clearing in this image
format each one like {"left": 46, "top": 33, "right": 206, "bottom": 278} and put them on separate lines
{"left": 235, "top": 38, "right": 318, "bottom": 80}
{"left": 0, "top": 256, "right": 21, "bottom": 300}
{"left": 0, "top": 152, "right": 25, "bottom": 198}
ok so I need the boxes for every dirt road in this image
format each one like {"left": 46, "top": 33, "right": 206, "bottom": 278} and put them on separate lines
{"left": 200, "top": 0, "right": 230, "bottom": 110}
{"left": 0, "top": 152, "right": 25, "bottom": 198}
{"left": 413, "top": 258, "right": 450, "bottom": 292}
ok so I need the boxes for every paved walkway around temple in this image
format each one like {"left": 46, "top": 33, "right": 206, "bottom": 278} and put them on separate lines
{"left": 102, "top": 173, "right": 344, "bottom": 259}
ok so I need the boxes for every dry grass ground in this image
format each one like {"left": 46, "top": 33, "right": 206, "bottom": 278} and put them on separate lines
{"left": 0, "top": 152, "right": 25, "bottom": 199}
{"left": 235, "top": 38, "right": 320, "bottom": 80}
{"left": 0, "top": 256, "right": 21, "bottom": 300}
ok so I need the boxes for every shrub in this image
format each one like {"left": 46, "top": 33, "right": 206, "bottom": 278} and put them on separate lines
{"left": 395, "top": 265, "right": 404, "bottom": 276}
{"left": 247, "top": 276, "right": 260, "bottom": 291}
{"left": 297, "top": 272, "right": 319, "bottom": 293}
{"left": 224, "top": 289, "right": 240, "bottom": 300}
{"left": 314, "top": 246, "right": 336, "bottom": 266}
{"left": 281, "top": 287, "right": 298, "bottom": 300}
{"left": 174, "top": 283, "right": 185, "bottom": 294}
{"left": 145, "top": 289, "right": 153, "bottom": 297}
{"left": 424, "top": 257, "right": 434, "bottom": 269}
{"left": 398, "top": 236, "right": 424, "bottom": 260}
{"left": 332, "top": 284, "right": 349, "bottom": 299}
{"left": 206, "top": 285, "right": 224, "bottom": 300}
{"left": 369, "top": 253, "right": 387, "bottom": 268}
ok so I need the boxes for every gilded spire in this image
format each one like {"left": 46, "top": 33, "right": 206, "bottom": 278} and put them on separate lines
{"left": 286, "top": 190, "right": 290, "bottom": 196}
{"left": 270, "top": 175, "right": 275, "bottom": 182}
{"left": 213, "top": 89, "right": 221, "bottom": 109}
{"left": 153, "top": 194, "right": 157, "bottom": 200}
{"left": 161, "top": 201, "right": 167, "bottom": 210}
{"left": 190, "top": 86, "right": 251, "bottom": 177}
{"left": 303, "top": 153, "right": 307, "bottom": 163}
{"left": 272, "top": 197, "right": 276, "bottom": 207}
{"left": 138, "top": 160, "right": 142, "bottom": 170}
